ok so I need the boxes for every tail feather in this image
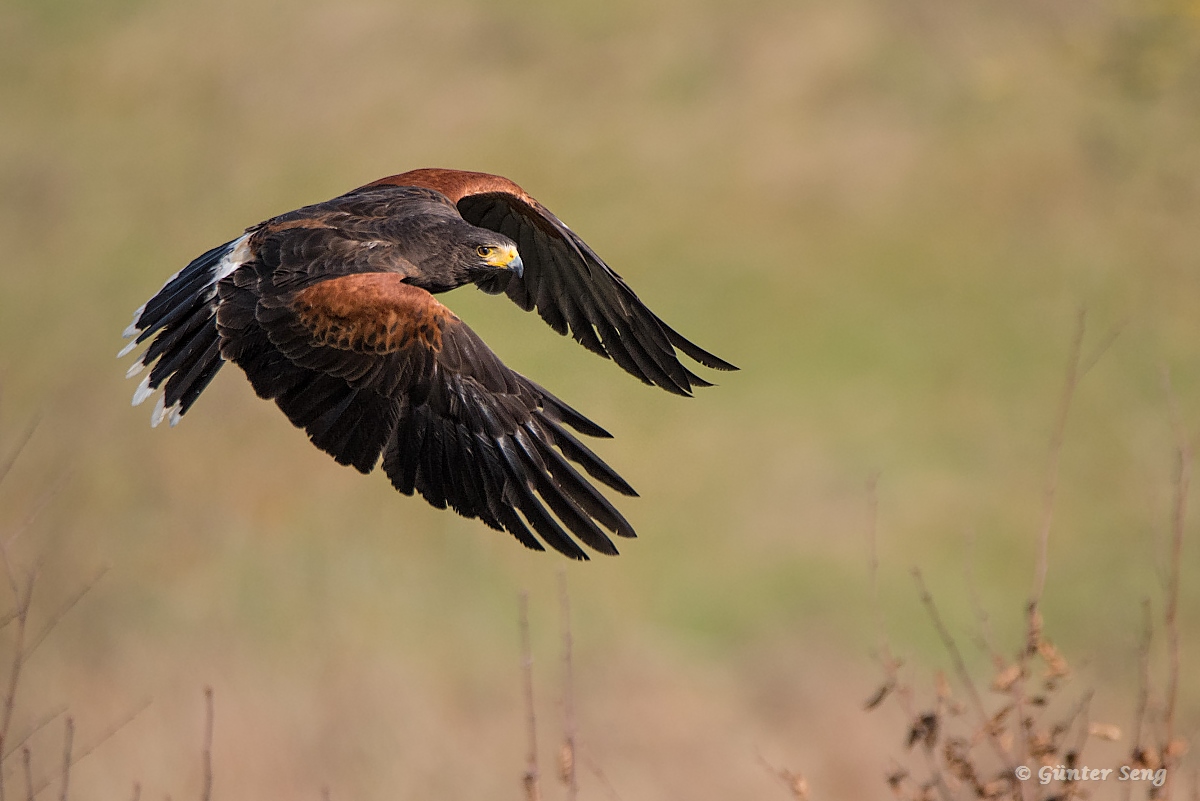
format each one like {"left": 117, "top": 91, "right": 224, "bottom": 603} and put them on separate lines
{"left": 120, "top": 236, "right": 247, "bottom": 426}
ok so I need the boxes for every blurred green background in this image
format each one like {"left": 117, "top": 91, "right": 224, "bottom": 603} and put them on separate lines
{"left": 2, "top": 0, "right": 1199, "bottom": 797}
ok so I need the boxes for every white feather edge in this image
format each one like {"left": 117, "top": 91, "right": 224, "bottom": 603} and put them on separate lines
{"left": 118, "top": 232, "right": 250, "bottom": 357}
{"left": 124, "top": 358, "right": 145, "bottom": 378}
{"left": 216, "top": 233, "right": 252, "bottom": 280}
{"left": 132, "top": 375, "right": 153, "bottom": 406}
{"left": 117, "top": 339, "right": 140, "bottom": 359}
{"left": 121, "top": 302, "right": 146, "bottom": 340}
{"left": 123, "top": 233, "right": 252, "bottom": 427}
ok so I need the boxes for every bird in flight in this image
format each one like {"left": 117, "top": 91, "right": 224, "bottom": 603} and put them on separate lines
{"left": 120, "top": 169, "right": 735, "bottom": 559}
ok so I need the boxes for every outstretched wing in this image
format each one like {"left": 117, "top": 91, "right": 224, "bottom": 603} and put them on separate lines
{"left": 216, "top": 265, "right": 637, "bottom": 560}
{"left": 363, "top": 169, "right": 738, "bottom": 396}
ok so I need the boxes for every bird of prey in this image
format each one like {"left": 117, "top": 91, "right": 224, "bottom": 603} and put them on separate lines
{"left": 120, "top": 169, "right": 735, "bottom": 559}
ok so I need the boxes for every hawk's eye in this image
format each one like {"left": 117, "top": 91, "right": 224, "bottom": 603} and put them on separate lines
{"left": 476, "top": 245, "right": 494, "bottom": 258}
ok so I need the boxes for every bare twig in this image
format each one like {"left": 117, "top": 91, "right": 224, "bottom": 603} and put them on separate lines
{"left": 757, "top": 754, "right": 811, "bottom": 799}
{"left": 4, "top": 472, "right": 71, "bottom": 554}
{"left": 1066, "top": 689, "right": 1095, "bottom": 759}
{"left": 21, "top": 748, "right": 32, "bottom": 801}
{"left": 557, "top": 571, "right": 577, "bottom": 800}
{"left": 0, "top": 418, "right": 38, "bottom": 489}
{"left": 0, "top": 568, "right": 34, "bottom": 762}
{"left": 1078, "top": 320, "right": 1124, "bottom": 379}
{"left": 30, "top": 701, "right": 151, "bottom": 799}
{"left": 58, "top": 718, "right": 73, "bottom": 801}
{"left": 963, "top": 528, "right": 1002, "bottom": 663}
{"left": 1031, "top": 307, "right": 1086, "bottom": 613}
{"left": 866, "top": 473, "right": 886, "bottom": 660}
{"left": 1127, "top": 599, "right": 1154, "bottom": 801}
{"left": 3, "top": 705, "right": 68, "bottom": 761}
{"left": 912, "top": 569, "right": 1018, "bottom": 773}
{"left": 130, "top": 783, "right": 140, "bottom": 801}
{"left": 26, "top": 566, "right": 109, "bottom": 660}
{"left": 1004, "top": 310, "right": 1089, "bottom": 801}
{"left": 202, "top": 687, "right": 214, "bottom": 801}
{"left": 864, "top": 481, "right": 953, "bottom": 801}
{"left": 519, "top": 592, "right": 540, "bottom": 801}
{"left": 583, "top": 754, "right": 625, "bottom": 801}
{"left": 1162, "top": 368, "right": 1190, "bottom": 801}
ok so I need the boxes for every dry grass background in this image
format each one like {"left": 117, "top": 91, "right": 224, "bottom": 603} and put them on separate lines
{"left": 1, "top": 0, "right": 1199, "bottom": 797}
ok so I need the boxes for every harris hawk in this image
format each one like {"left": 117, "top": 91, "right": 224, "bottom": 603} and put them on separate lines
{"left": 120, "top": 169, "right": 736, "bottom": 559}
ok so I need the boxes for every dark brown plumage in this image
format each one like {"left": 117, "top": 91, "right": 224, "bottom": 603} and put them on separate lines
{"left": 120, "top": 169, "right": 736, "bottom": 559}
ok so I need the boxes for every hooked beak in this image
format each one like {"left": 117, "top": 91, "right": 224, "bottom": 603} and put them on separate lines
{"left": 484, "top": 244, "right": 524, "bottom": 278}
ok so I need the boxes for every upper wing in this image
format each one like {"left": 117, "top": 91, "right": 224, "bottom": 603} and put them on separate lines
{"left": 216, "top": 264, "right": 637, "bottom": 560}
{"left": 363, "top": 169, "right": 738, "bottom": 396}
{"left": 118, "top": 186, "right": 452, "bottom": 426}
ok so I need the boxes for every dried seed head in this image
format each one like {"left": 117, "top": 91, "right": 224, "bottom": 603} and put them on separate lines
{"left": 1029, "top": 732, "right": 1057, "bottom": 760}
{"left": 935, "top": 671, "right": 953, "bottom": 701}
{"left": 981, "top": 778, "right": 1010, "bottom": 799}
{"left": 942, "top": 738, "right": 977, "bottom": 784}
{"left": 991, "top": 663, "right": 1022, "bottom": 693}
{"left": 1087, "top": 723, "right": 1121, "bottom": 742}
{"left": 1027, "top": 606, "right": 1044, "bottom": 653}
{"left": 885, "top": 768, "right": 908, "bottom": 798}
{"left": 865, "top": 679, "right": 896, "bottom": 711}
{"left": 985, "top": 704, "right": 1014, "bottom": 736}
{"left": 557, "top": 742, "right": 574, "bottom": 784}
{"left": 522, "top": 771, "right": 541, "bottom": 801}
{"left": 1038, "top": 640, "right": 1070, "bottom": 678}
{"left": 786, "top": 771, "right": 810, "bottom": 801}
{"left": 1138, "top": 745, "right": 1162, "bottom": 770}
{"left": 907, "top": 712, "right": 940, "bottom": 752}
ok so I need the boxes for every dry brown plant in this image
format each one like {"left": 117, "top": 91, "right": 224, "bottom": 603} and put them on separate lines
{"left": 861, "top": 314, "right": 1191, "bottom": 801}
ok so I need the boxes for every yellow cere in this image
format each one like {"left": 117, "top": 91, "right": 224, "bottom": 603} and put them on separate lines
{"left": 482, "top": 243, "right": 519, "bottom": 268}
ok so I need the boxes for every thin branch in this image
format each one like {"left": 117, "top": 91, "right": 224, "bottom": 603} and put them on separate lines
{"left": 26, "top": 566, "right": 109, "bottom": 660}
{"left": 583, "top": 754, "right": 625, "bottom": 801}
{"left": 58, "top": 718, "right": 73, "bottom": 801}
{"left": 911, "top": 569, "right": 1018, "bottom": 773}
{"left": 0, "top": 418, "right": 38, "bottom": 489}
{"left": 1008, "top": 310, "right": 1088, "bottom": 801}
{"left": 519, "top": 592, "right": 540, "bottom": 801}
{"left": 30, "top": 701, "right": 151, "bottom": 799}
{"left": 757, "top": 753, "right": 810, "bottom": 800}
{"left": 1078, "top": 320, "right": 1124, "bottom": 379}
{"left": 1126, "top": 599, "right": 1154, "bottom": 801}
{"left": 0, "top": 570, "right": 34, "bottom": 751}
{"left": 864, "top": 480, "right": 954, "bottom": 801}
{"left": 130, "top": 784, "right": 140, "bottom": 801}
{"left": 557, "top": 571, "right": 577, "bottom": 800}
{"left": 964, "top": 528, "right": 1002, "bottom": 663}
{"left": 1031, "top": 307, "right": 1086, "bottom": 612}
{"left": 1066, "top": 689, "right": 1095, "bottom": 759}
{"left": 865, "top": 473, "right": 887, "bottom": 661}
{"left": 201, "top": 687, "right": 214, "bottom": 801}
{"left": 21, "top": 748, "right": 32, "bottom": 801}
{"left": 3, "top": 705, "right": 68, "bottom": 761}
{"left": 3, "top": 471, "right": 71, "bottom": 553}
{"left": 1162, "top": 368, "right": 1190, "bottom": 801}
